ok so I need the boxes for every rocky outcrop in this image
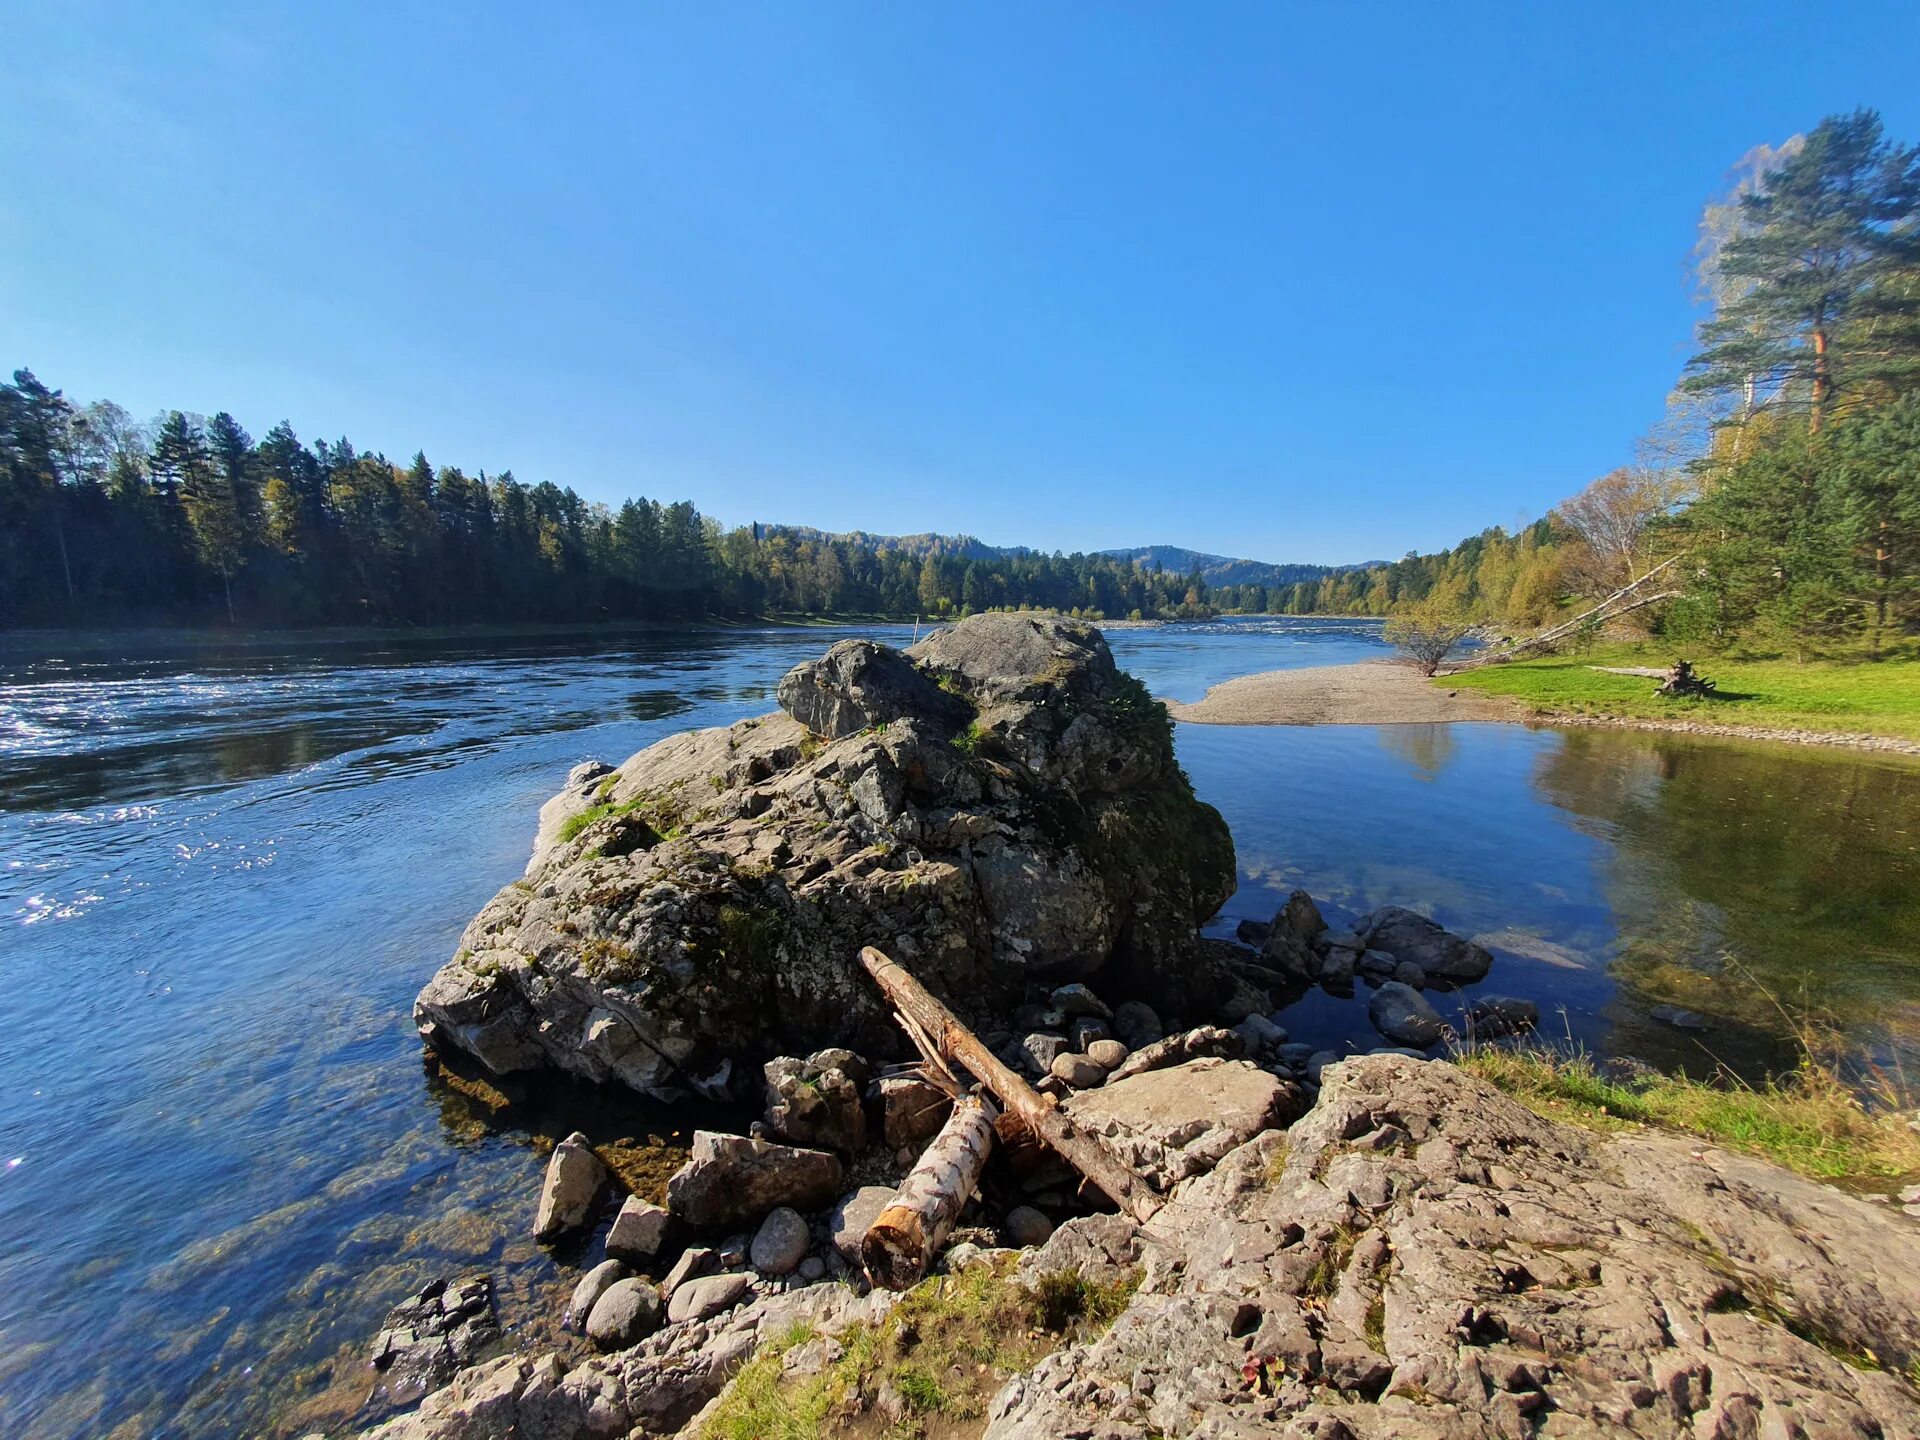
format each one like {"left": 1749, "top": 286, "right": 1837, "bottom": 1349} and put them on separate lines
{"left": 983, "top": 1054, "right": 1920, "bottom": 1438}
{"left": 413, "top": 614, "right": 1236, "bottom": 1103}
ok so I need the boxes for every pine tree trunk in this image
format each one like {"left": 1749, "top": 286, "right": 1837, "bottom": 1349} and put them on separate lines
{"left": 224, "top": 572, "right": 235, "bottom": 625}
{"left": 861, "top": 1098, "right": 994, "bottom": 1290}
{"left": 1811, "top": 325, "right": 1830, "bottom": 434}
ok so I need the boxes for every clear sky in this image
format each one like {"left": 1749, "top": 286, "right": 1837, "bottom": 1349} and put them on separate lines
{"left": 5, "top": 4, "right": 1918, "bottom": 564}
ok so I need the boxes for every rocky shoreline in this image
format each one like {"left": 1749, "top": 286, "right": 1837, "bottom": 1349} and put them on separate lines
{"left": 329, "top": 616, "right": 1920, "bottom": 1439}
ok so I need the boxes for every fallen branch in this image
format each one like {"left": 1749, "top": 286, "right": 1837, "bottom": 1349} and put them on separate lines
{"left": 858, "top": 945, "right": 1164, "bottom": 1223}
{"left": 862, "top": 1096, "right": 995, "bottom": 1289}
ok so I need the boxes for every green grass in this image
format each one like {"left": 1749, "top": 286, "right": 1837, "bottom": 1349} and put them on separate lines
{"left": 699, "top": 1257, "right": 1139, "bottom": 1440}
{"left": 1456, "top": 1043, "right": 1920, "bottom": 1187}
{"left": 1447, "top": 645, "right": 1920, "bottom": 742}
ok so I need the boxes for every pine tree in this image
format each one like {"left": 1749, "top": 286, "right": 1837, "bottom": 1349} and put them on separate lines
{"left": 1682, "top": 110, "right": 1920, "bottom": 432}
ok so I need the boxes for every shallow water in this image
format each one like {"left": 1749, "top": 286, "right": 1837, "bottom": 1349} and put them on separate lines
{"left": 2, "top": 617, "right": 1917, "bottom": 1437}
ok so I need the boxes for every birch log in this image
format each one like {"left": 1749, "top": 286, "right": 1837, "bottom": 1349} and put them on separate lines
{"left": 861, "top": 1096, "right": 994, "bottom": 1289}
{"left": 858, "top": 946, "right": 1163, "bottom": 1223}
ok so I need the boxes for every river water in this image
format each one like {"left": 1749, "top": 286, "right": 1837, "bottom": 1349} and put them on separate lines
{"left": 3, "top": 618, "right": 1917, "bottom": 1437}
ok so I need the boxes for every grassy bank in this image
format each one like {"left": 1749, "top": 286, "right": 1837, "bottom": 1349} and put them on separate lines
{"left": 701, "top": 1256, "right": 1137, "bottom": 1440}
{"left": 1447, "top": 646, "right": 1920, "bottom": 743}
{"left": 1457, "top": 1045, "right": 1920, "bottom": 1188}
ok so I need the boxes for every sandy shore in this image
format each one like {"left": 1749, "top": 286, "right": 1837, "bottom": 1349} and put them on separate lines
{"left": 1166, "top": 658, "right": 1920, "bottom": 756}
{"left": 1166, "top": 659, "right": 1515, "bottom": 726}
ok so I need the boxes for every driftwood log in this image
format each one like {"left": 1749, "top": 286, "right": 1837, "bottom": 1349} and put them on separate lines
{"left": 858, "top": 945, "right": 1164, "bottom": 1224}
{"left": 861, "top": 1096, "right": 995, "bottom": 1289}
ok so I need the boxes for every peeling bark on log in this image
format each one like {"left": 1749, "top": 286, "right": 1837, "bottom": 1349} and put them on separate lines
{"left": 858, "top": 945, "right": 1164, "bottom": 1224}
{"left": 861, "top": 1096, "right": 995, "bottom": 1290}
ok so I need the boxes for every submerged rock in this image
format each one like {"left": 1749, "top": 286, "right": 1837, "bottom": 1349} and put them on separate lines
{"left": 1367, "top": 979, "right": 1448, "bottom": 1047}
{"left": 368, "top": 1276, "right": 499, "bottom": 1406}
{"left": 1361, "top": 905, "right": 1494, "bottom": 985}
{"left": 414, "top": 614, "right": 1236, "bottom": 1103}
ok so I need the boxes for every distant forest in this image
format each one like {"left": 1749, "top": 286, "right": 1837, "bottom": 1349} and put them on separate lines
{"left": 0, "top": 367, "right": 1377, "bottom": 629}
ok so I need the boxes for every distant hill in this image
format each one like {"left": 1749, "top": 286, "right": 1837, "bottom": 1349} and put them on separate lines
{"left": 763, "top": 529, "right": 1366, "bottom": 588}
{"left": 1097, "top": 545, "right": 1371, "bottom": 588}
{"left": 761, "top": 526, "right": 1031, "bottom": 562}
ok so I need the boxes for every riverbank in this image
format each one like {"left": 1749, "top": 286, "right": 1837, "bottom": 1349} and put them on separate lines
{"left": 1449, "top": 647, "right": 1920, "bottom": 750}
{"left": 1168, "top": 652, "right": 1920, "bottom": 757}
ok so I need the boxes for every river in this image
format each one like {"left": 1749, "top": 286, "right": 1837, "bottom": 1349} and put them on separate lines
{"left": 3, "top": 618, "right": 1917, "bottom": 1437}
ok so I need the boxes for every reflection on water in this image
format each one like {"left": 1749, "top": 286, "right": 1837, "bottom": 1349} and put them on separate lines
{"left": 2, "top": 616, "right": 1917, "bottom": 1438}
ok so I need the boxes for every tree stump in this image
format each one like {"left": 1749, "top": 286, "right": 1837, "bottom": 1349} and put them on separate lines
{"left": 1655, "top": 659, "right": 1717, "bottom": 697}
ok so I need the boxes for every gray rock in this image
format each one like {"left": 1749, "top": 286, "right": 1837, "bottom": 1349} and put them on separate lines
{"left": 666, "top": 1271, "right": 753, "bottom": 1325}
{"left": 1106, "top": 1025, "right": 1244, "bottom": 1082}
{"left": 665, "top": 1131, "right": 842, "bottom": 1232}
{"left": 1085, "top": 1038, "right": 1129, "bottom": 1070}
{"left": 660, "top": 1246, "right": 717, "bottom": 1299}
{"left": 1317, "top": 944, "right": 1358, "bottom": 987}
{"left": 797, "top": 1255, "right": 826, "bottom": 1282}
{"left": 1049, "top": 983, "right": 1113, "bottom": 1020}
{"left": 368, "top": 1275, "right": 499, "bottom": 1406}
{"left": 585, "top": 1277, "right": 661, "bottom": 1350}
{"left": 1050, "top": 1052, "right": 1107, "bottom": 1088}
{"left": 566, "top": 1259, "right": 630, "bottom": 1335}
{"left": 1391, "top": 959, "right": 1427, "bottom": 989}
{"left": 775, "top": 637, "right": 970, "bottom": 740}
{"left": 1003, "top": 1205, "right": 1055, "bottom": 1247}
{"left": 605, "top": 1196, "right": 670, "bottom": 1262}
{"left": 1020, "top": 1032, "right": 1070, "bottom": 1073}
{"left": 1357, "top": 947, "right": 1397, "bottom": 975}
{"left": 1067, "top": 1015, "right": 1111, "bottom": 1050}
{"left": 1232, "top": 1012, "right": 1285, "bottom": 1056}
{"left": 533, "top": 1132, "right": 606, "bottom": 1240}
{"left": 872, "top": 1074, "right": 952, "bottom": 1150}
{"left": 1362, "top": 905, "right": 1494, "bottom": 984}
{"left": 1650, "top": 1003, "right": 1710, "bottom": 1031}
{"left": 1111, "top": 1001, "right": 1163, "bottom": 1048}
{"left": 1306, "top": 1049, "right": 1342, "bottom": 1084}
{"left": 763, "top": 1055, "right": 867, "bottom": 1153}
{"left": 1276, "top": 889, "right": 1326, "bottom": 944}
{"left": 1063, "top": 1058, "right": 1304, "bottom": 1188}
{"left": 830, "top": 1185, "right": 897, "bottom": 1262}
{"left": 1234, "top": 917, "right": 1271, "bottom": 946}
{"left": 1316, "top": 928, "right": 1365, "bottom": 955}
{"left": 1367, "top": 980, "right": 1448, "bottom": 1047}
{"left": 1469, "top": 994, "right": 1541, "bottom": 1037}
{"left": 749, "top": 1207, "right": 810, "bottom": 1276}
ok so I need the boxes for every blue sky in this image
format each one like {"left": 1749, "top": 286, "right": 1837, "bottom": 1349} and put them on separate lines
{"left": 5, "top": 4, "right": 1918, "bottom": 564}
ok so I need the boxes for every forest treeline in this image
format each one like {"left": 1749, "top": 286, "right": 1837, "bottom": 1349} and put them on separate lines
{"left": 0, "top": 370, "right": 1356, "bottom": 628}
{"left": 4, "top": 110, "right": 1917, "bottom": 649}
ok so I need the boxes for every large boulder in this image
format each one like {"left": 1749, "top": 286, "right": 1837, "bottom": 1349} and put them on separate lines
{"left": 1361, "top": 905, "right": 1494, "bottom": 985}
{"left": 414, "top": 614, "right": 1237, "bottom": 1103}
{"left": 665, "top": 1131, "right": 842, "bottom": 1232}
